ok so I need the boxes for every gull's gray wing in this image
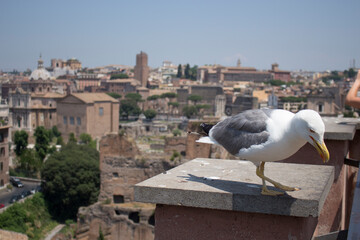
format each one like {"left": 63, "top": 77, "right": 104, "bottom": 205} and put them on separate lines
{"left": 210, "top": 109, "right": 272, "bottom": 155}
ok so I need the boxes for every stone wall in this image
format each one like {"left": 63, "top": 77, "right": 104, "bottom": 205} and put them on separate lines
{"left": 0, "top": 229, "right": 28, "bottom": 240}
{"left": 164, "top": 137, "right": 187, "bottom": 155}
{"left": 77, "top": 133, "right": 180, "bottom": 240}
{"left": 77, "top": 202, "right": 154, "bottom": 240}
{"left": 98, "top": 133, "right": 176, "bottom": 203}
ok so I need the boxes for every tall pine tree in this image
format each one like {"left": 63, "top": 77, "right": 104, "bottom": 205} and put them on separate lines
{"left": 184, "top": 64, "right": 190, "bottom": 79}
{"left": 177, "top": 64, "right": 182, "bottom": 78}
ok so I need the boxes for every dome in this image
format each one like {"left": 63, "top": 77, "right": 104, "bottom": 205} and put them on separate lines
{"left": 30, "top": 68, "right": 51, "bottom": 80}
{"left": 30, "top": 55, "right": 52, "bottom": 80}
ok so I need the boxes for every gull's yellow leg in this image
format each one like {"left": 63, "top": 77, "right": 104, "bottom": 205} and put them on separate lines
{"left": 256, "top": 163, "right": 284, "bottom": 196}
{"left": 258, "top": 162, "right": 300, "bottom": 192}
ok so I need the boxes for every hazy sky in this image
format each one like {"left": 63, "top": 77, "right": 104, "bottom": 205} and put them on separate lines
{"left": 1, "top": 0, "right": 359, "bottom": 72}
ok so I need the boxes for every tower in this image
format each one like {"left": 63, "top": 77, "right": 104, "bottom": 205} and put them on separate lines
{"left": 38, "top": 54, "right": 44, "bottom": 69}
{"left": 134, "top": 51, "right": 149, "bottom": 87}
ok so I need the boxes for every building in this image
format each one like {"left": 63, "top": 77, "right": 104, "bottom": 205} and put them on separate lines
{"left": 75, "top": 73, "right": 102, "bottom": 92}
{"left": 177, "top": 85, "right": 224, "bottom": 116}
{"left": 56, "top": 93, "right": 119, "bottom": 141}
{"left": 51, "top": 58, "right": 82, "bottom": 71}
{"left": 269, "top": 63, "right": 291, "bottom": 82}
{"left": 197, "top": 63, "right": 272, "bottom": 84}
{"left": 30, "top": 55, "right": 52, "bottom": 81}
{"left": 8, "top": 56, "right": 64, "bottom": 132}
{"left": 9, "top": 88, "right": 63, "bottom": 132}
{"left": 101, "top": 78, "right": 140, "bottom": 95}
{"left": 0, "top": 125, "right": 10, "bottom": 189}
{"left": 307, "top": 86, "right": 345, "bottom": 116}
{"left": 159, "top": 61, "right": 178, "bottom": 84}
{"left": 134, "top": 51, "right": 149, "bottom": 87}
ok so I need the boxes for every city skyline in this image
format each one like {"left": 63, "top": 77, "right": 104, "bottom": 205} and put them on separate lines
{"left": 1, "top": 0, "right": 360, "bottom": 72}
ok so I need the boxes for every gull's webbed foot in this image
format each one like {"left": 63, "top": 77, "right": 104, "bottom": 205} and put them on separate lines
{"left": 261, "top": 186, "right": 284, "bottom": 196}
{"left": 272, "top": 183, "right": 301, "bottom": 192}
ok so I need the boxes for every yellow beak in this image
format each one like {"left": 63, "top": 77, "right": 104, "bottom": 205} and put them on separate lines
{"left": 310, "top": 136, "right": 330, "bottom": 163}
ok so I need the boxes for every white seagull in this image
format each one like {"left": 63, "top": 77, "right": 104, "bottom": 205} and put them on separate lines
{"left": 196, "top": 109, "right": 330, "bottom": 196}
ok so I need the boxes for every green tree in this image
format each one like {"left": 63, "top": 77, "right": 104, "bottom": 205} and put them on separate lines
{"left": 16, "top": 149, "right": 42, "bottom": 176}
{"left": 168, "top": 102, "right": 179, "bottom": 107}
{"left": 52, "top": 126, "right": 61, "bottom": 138}
{"left": 106, "top": 92, "right": 122, "bottom": 99}
{"left": 143, "top": 109, "right": 157, "bottom": 120}
{"left": 56, "top": 136, "right": 65, "bottom": 146}
{"left": 79, "top": 133, "right": 92, "bottom": 144}
{"left": 187, "top": 95, "right": 202, "bottom": 104}
{"left": 172, "top": 128, "right": 181, "bottom": 137}
{"left": 68, "top": 133, "right": 77, "bottom": 144}
{"left": 34, "top": 126, "right": 50, "bottom": 161}
{"left": 182, "top": 105, "right": 198, "bottom": 119}
{"left": 189, "top": 65, "right": 198, "bottom": 80}
{"left": 14, "top": 130, "right": 28, "bottom": 156}
{"left": 269, "top": 79, "right": 286, "bottom": 86}
{"left": 79, "top": 133, "right": 96, "bottom": 149}
{"left": 120, "top": 99, "right": 142, "bottom": 119}
{"left": 147, "top": 95, "right": 160, "bottom": 101}
{"left": 344, "top": 68, "right": 356, "bottom": 78}
{"left": 160, "top": 92, "right": 177, "bottom": 99}
{"left": 110, "top": 73, "right": 129, "bottom": 79}
{"left": 125, "top": 93, "right": 142, "bottom": 102}
{"left": 177, "top": 64, "right": 182, "bottom": 78}
{"left": 184, "top": 64, "right": 190, "bottom": 79}
{"left": 0, "top": 202, "right": 31, "bottom": 233}
{"left": 196, "top": 104, "right": 211, "bottom": 110}
{"left": 41, "top": 144, "right": 100, "bottom": 220}
{"left": 0, "top": 193, "right": 56, "bottom": 239}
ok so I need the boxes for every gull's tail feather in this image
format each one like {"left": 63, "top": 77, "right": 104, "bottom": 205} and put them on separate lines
{"left": 200, "top": 123, "right": 214, "bottom": 135}
{"left": 196, "top": 136, "right": 215, "bottom": 144}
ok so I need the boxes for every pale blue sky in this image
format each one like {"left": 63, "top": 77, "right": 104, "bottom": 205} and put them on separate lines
{"left": 1, "top": 0, "right": 359, "bottom": 71}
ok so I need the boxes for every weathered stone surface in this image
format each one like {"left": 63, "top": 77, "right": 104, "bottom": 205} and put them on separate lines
{"left": 77, "top": 133, "right": 182, "bottom": 240}
{"left": 76, "top": 202, "right": 155, "bottom": 240}
{"left": 322, "top": 117, "right": 360, "bottom": 140}
{"left": 0, "top": 229, "right": 28, "bottom": 240}
{"left": 164, "top": 137, "right": 186, "bottom": 155}
{"left": 135, "top": 158, "right": 335, "bottom": 218}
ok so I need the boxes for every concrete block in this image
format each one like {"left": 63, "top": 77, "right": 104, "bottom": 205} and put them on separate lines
{"left": 135, "top": 158, "right": 334, "bottom": 217}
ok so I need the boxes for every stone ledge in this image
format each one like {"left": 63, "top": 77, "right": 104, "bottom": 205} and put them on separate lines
{"left": 323, "top": 117, "right": 360, "bottom": 140}
{"left": 135, "top": 158, "right": 334, "bottom": 218}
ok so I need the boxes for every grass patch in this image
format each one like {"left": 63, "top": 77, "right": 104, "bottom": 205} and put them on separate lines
{"left": 0, "top": 193, "right": 59, "bottom": 240}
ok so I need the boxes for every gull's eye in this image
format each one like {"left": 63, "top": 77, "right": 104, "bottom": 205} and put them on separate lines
{"left": 309, "top": 129, "right": 315, "bottom": 133}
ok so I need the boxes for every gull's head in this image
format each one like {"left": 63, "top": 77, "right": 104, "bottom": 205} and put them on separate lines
{"left": 294, "top": 110, "right": 330, "bottom": 163}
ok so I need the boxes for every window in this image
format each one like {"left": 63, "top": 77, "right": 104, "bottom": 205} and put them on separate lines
{"left": 318, "top": 103, "right": 324, "bottom": 113}
{"left": 113, "top": 195, "right": 124, "bottom": 204}
{"left": 18, "top": 99, "right": 21, "bottom": 106}
{"left": 63, "top": 116, "right": 67, "bottom": 125}
{"left": 70, "top": 117, "right": 75, "bottom": 125}
{"left": 0, "top": 162, "right": 2, "bottom": 171}
{"left": 77, "top": 117, "right": 81, "bottom": 125}
{"left": 0, "top": 147, "right": 5, "bottom": 156}
{"left": 0, "top": 134, "right": 3, "bottom": 143}
{"left": 99, "top": 107, "right": 104, "bottom": 116}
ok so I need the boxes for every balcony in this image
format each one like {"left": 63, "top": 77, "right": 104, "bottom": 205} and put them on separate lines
{"left": 135, "top": 117, "right": 360, "bottom": 239}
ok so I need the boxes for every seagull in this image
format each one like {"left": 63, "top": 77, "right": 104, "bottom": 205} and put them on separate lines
{"left": 196, "top": 109, "right": 330, "bottom": 196}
